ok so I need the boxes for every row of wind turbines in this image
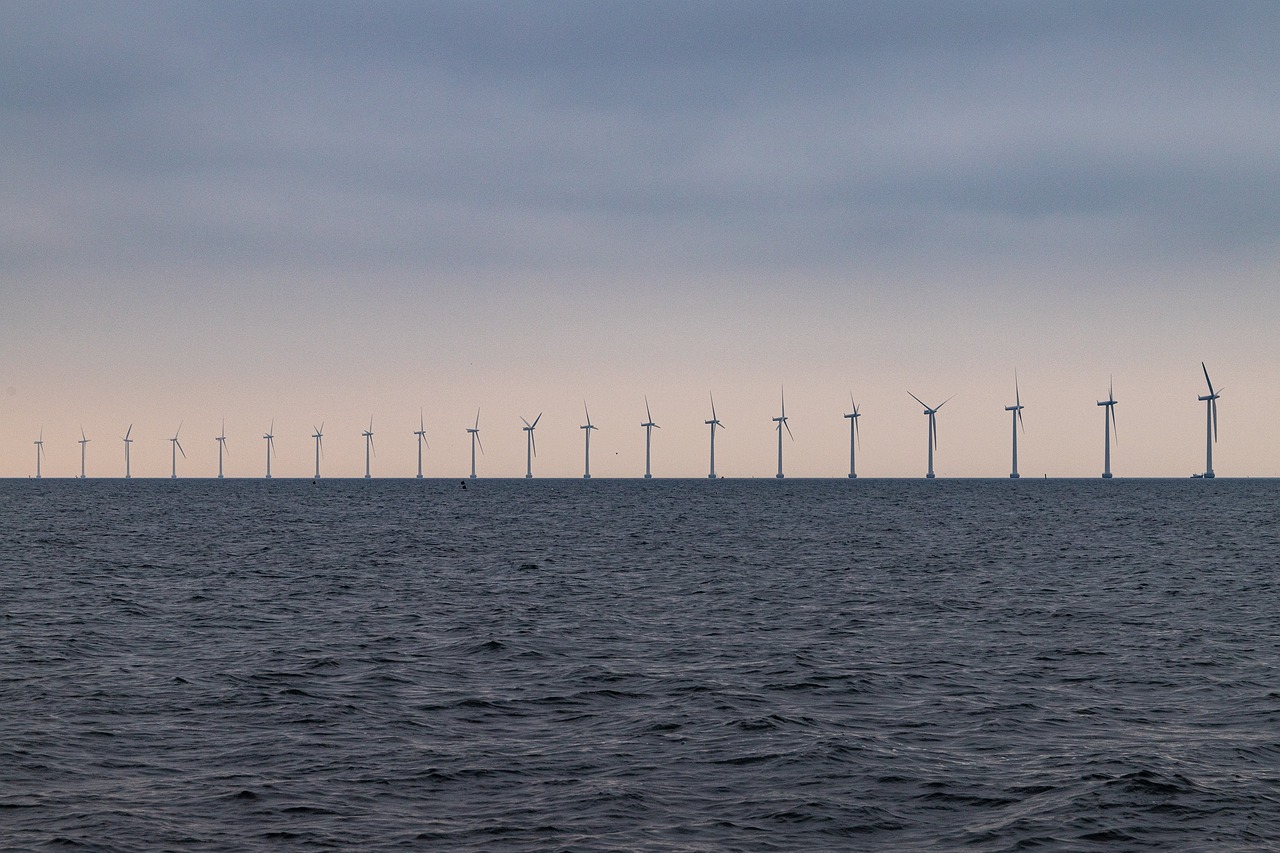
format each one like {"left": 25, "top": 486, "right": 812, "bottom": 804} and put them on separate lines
{"left": 26, "top": 364, "right": 1225, "bottom": 480}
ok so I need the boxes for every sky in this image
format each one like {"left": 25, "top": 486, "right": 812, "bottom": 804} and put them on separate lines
{"left": 2, "top": 1, "right": 1278, "bottom": 479}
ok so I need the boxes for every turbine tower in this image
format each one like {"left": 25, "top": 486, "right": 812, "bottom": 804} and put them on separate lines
{"left": 641, "top": 397, "right": 660, "bottom": 479}
{"left": 581, "top": 403, "right": 597, "bottom": 479}
{"left": 1098, "top": 379, "right": 1117, "bottom": 479}
{"left": 1198, "top": 362, "right": 1221, "bottom": 479}
{"left": 312, "top": 423, "right": 324, "bottom": 479}
{"left": 466, "top": 409, "right": 483, "bottom": 479}
{"left": 772, "top": 389, "right": 792, "bottom": 479}
{"left": 78, "top": 428, "right": 90, "bottom": 480}
{"left": 414, "top": 411, "right": 428, "bottom": 479}
{"left": 34, "top": 430, "right": 45, "bottom": 479}
{"left": 522, "top": 413, "right": 541, "bottom": 478}
{"left": 1006, "top": 375, "right": 1025, "bottom": 479}
{"left": 843, "top": 395, "right": 861, "bottom": 479}
{"left": 123, "top": 424, "right": 133, "bottom": 480}
{"left": 169, "top": 423, "right": 185, "bottom": 479}
{"left": 705, "top": 394, "right": 724, "bottom": 479}
{"left": 216, "top": 420, "right": 228, "bottom": 479}
{"left": 263, "top": 420, "right": 275, "bottom": 479}
{"left": 908, "top": 392, "right": 951, "bottom": 479}
{"left": 362, "top": 418, "right": 375, "bottom": 479}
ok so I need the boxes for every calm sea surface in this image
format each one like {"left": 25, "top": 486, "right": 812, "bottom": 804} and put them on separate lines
{"left": 3, "top": 478, "right": 1279, "bottom": 851}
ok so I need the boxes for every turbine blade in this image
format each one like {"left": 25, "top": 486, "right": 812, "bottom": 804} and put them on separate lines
{"left": 125, "top": 424, "right": 132, "bottom": 440}
{"left": 521, "top": 417, "right": 531, "bottom": 429}
{"left": 371, "top": 437, "right": 376, "bottom": 457}
{"left": 177, "top": 441, "right": 186, "bottom": 458}
{"left": 1017, "top": 408, "right": 1025, "bottom": 433}
{"left": 780, "top": 387, "right": 786, "bottom": 419}
{"left": 1015, "top": 373, "right": 1021, "bottom": 408}
{"left": 419, "top": 409, "right": 424, "bottom": 432}
{"left": 710, "top": 392, "right": 717, "bottom": 421}
{"left": 475, "top": 408, "right": 480, "bottom": 429}
{"left": 532, "top": 433, "right": 537, "bottom": 457}
{"left": 645, "top": 396, "right": 652, "bottom": 422}
{"left": 938, "top": 395, "right": 955, "bottom": 410}
{"left": 476, "top": 434, "right": 485, "bottom": 455}
{"left": 854, "top": 416, "right": 860, "bottom": 448}
{"left": 532, "top": 412, "right": 541, "bottom": 428}
{"left": 908, "top": 391, "right": 927, "bottom": 409}
{"left": 1111, "top": 405, "right": 1118, "bottom": 443}
{"left": 584, "top": 401, "right": 591, "bottom": 426}
{"left": 1212, "top": 398, "right": 1218, "bottom": 442}
{"left": 1202, "top": 362, "right": 1215, "bottom": 396}
{"left": 784, "top": 420, "right": 794, "bottom": 440}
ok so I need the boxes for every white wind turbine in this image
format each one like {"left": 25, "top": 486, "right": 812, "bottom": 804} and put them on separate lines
{"left": 414, "top": 411, "right": 428, "bottom": 479}
{"left": 641, "top": 397, "right": 660, "bottom": 479}
{"left": 705, "top": 394, "right": 724, "bottom": 479}
{"left": 772, "top": 388, "right": 793, "bottom": 479}
{"left": 581, "top": 403, "right": 597, "bottom": 480}
{"left": 34, "top": 429, "right": 45, "bottom": 479}
{"left": 362, "top": 418, "right": 375, "bottom": 479}
{"left": 466, "top": 409, "right": 483, "bottom": 479}
{"left": 522, "top": 413, "right": 542, "bottom": 479}
{"left": 908, "top": 392, "right": 951, "bottom": 479}
{"left": 312, "top": 423, "right": 324, "bottom": 479}
{"left": 1006, "top": 374, "right": 1025, "bottom": 479}
{"left": 263, "top": 420, "right": 276, "bottom": 479}
{"left": 123, "top": 424, "right": 133, "bottom": 480}
{"left": 843, "top": 395, "right": 861, "bottom": 479}
{"left": 216, "top": 420, "right": 228, "bottom": 479}
{"left": 1198, "top": 362, "right": 1222, "bottom": 479}
{"left": 1098, "top": 379, "right": 1117, "bottom": 479}
{"left": 169, "top": 423, "right": 185, "bottom": 479}
{"left": 78, "top": 428, "right": 90, "bottom": 480}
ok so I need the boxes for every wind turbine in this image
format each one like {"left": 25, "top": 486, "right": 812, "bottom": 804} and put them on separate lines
{"left": 312, "top": 423, "right": 324, "bottom": 479}
{"left": 414, "top": 411, "right": 428, "bottom": 479}
{"left": 843, "top": 395, "right": 861, "bottom": 479}
{"left": 216, "top": 420, "right": 228, "bottom": 479}
{"left": 1006, "top": 374, "right": 1025, "bottom": 479}
{"left": 263, "top": 420, "right": 275, "bottom": 479}
{"left": 123, "top": 424, "right": 133, "bottom": 480}
{"left": 641, "top": 397, "right": 660, "bottom": 479}
{"left": 169, "top": 423, "right": 185, "bottom": 479}
{"left": 908, "top": 392, "right": 951, "bottom": 479}
{"left": 34, "top": 429, "right": 45, "bottom": 479}
{"left": 1098, "top": 379, "right": 1117, "bottom": 479}
{"left": 78, "top": 428, "right": 90, "bottom": 480}
{"left": 1198, "top": 362, "right": 1222, "bottom": 479}
{"left": 362, "top": 418, "right": 375, "bottom": 479}
{"left": 521, "top": 413, "right": 541, "bottom": 479}
{"left": 772, "top": 388, "right": 792, "bottom": 479}
{"left": 581, "top": 403, "right": 597, "bottom": 479}
{"left": 705, "top": 394, "right": 724, "bottom": 479}
{"left": 466, "top": 409, "right": 483, "bottom": 479}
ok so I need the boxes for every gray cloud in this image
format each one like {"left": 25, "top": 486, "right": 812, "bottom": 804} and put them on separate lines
{"left": 3, "top": 1, "right": 1278, "bottom": 281}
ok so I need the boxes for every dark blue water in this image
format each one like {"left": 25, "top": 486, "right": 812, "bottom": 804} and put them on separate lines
{"left": 3, "top": 479, "right": 1280, "bottom": 850}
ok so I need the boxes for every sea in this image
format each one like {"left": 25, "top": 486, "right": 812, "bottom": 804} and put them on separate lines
{"left": 3, "top": 478, "right": 1279, "bottom": 851}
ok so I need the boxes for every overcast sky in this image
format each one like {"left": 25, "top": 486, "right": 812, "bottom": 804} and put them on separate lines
{"left": 3, "top": 1, "right": 1278, "bottom": 478}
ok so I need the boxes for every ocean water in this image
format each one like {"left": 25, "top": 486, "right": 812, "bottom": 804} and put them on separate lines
{"left": 3, "top": 478, "right": 1279, "bottom": 851}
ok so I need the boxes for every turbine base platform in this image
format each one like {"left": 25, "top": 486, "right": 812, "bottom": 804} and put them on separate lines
{"left": 1009, "top": 473, "right": 1020, "bottom": 479}
{"left": 525, "top": 474, "right": 532, "bottom": 479}
{"left": 775, "top": 474, "right": 784, "bottom": 479}
{"left": 416, "top": 474, "right": 423, "bottom": 480}
{"left": 644, "top": 474, "right": 652, "bottom": 479}
{"left": 708, "top": 474, "right": 717, "bottom": 479}
{"left": 583, "top": 474, "right": 591, "bottom": 480}
{"left": 848, "top": 474, "right": 857, "bottom": 479}
{"left": 469, "top": 474, "right": 476, "bottom": 480}
{"left": 1102, "top": 472, "right": 1113, "bottom": 479}
{"left": 926, "top": 473, "right": 935, "bottom": 479}
{"left": 1204, "top": 472, "right": 1216, "bottom": 479}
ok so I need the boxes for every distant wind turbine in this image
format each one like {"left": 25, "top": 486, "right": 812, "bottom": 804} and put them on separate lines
{"left": 312, "top": 423, "right": 324, "bottom": 479}
{"left": 123, "top": 424, "right": 133, "bottom": 480}
{"left": 414, "top": 411, "right": 428, "bottom": 479}
{"left": 843, "top": 395, "right": 861, "bottom": 479}
{"left": 466, "top": 409, "right": 483, "bottom": 479}
{"left": 34, "top": 429, "right": 45, "bottom": 480}
{"left": 363, "top": 418, "right": 375, "bottom": 479}
{"left": 522, "top": 413, "right": 542, "bottom": 479}
{"left": 908, "top": 392, "right": 951, "bottom": 479}
{"left": 1006, "top": 374, "right": 1025, "bottom": 479}
{"left": 1098, "top": 379, "right": 1118, "bottom": 479}
{"left": 263, "top": 420, "right": 275, "bottom": 479}
{"left": 78, "top": 428, "right": 90, "bottom": 480}
{"left": 641, "top": 397, "right": 660, "bottom": 479}
{"left": 705, "top": 394, "right": 724, "bottom": 479}
{"left": 581, "top": 403, "right": 597, "bottom": 480}
{"left": 772, "top": 388, "right": 792, "bottom": 479}
{"left": 216, "top": 420, "right": 228, "bottom": 479}
{"left": 169, "top": 423, "right": 185, "bottom": 479}
{"left": 1198, "top": 362, "right": 1221, "bottom": 479}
